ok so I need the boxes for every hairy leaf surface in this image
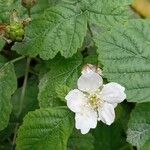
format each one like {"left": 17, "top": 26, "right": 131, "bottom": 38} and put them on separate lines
{"left": 95, "top": 19, "right": 150, "bottom": 103}
{"left": 38, "top": 54, "right": 82, "bottom": 108}
{"left": 127, "top": 103, "right": 150, "bottom": 149}
{"left": 16, "top": 107, "right": 74, "bottom": 150}
{"left": 14, "top": 3, "right": 87, "bottom": 59}
{"left": 13, "top": 0, "right": 132, "bottom": 59}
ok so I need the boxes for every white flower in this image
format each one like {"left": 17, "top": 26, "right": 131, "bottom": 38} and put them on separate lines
{"left": 65, "top": 69, "right": 126, "bottom": 134}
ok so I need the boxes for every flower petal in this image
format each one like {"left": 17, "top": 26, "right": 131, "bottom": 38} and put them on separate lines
{"left": 75, "top": 107, "right": 97, "bottom": 134}
{"left": 77, "top": 71, "right": 103, "bottom": 92}
{"left": 100, "top": 82, "right": 126, "bottom": 104}
{"left": 66, "top": 89, "right": 87, "bottom": 113}
{"left": 98, "top": 102, "right": 115, "bottom": 125}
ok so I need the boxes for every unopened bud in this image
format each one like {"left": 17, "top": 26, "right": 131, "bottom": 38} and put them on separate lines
{"left": 22, "top": 0, "right": 37, "bottom": 9}
{"left": 5, "top": 23, "right": 25, "bottom": 42}
{"left": 82, "top": 64, "right": 103, "bottom": 76}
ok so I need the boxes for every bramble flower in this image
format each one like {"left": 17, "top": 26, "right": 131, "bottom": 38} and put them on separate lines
{"left": 65, "top": 65, "right": 126, "bottom": 134}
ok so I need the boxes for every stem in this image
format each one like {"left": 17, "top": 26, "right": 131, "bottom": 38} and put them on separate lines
{"left": 17, "top": 57, "right": 31, "bottom": 118}
{"left": 27, "top": 8, "right": 31, "bottom": 18}
{"left": 87, "top": 22, "right": 93, "bottom": 37}
{"left": 11, "top": 123, "right": 19, "bottom": 150}
{"left": 11, "top": 56, "right": 25, "bottom": 63}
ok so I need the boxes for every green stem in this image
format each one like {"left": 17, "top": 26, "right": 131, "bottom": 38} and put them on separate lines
{"left": 11, "top": 123, "right": 19, "bottom": 150}
{"left": 28, "top": 8, "right": 31, "bottom": 18}
{"left": 11, "top": 56, "right": 25, "bottom": 63}
{"left": 17, "top": 57, "right": 31, "bottom": 118}
{"left": 87, "top": 22, "right": 93, "bottom": 37}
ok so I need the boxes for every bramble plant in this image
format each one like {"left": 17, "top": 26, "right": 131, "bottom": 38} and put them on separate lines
{"left": 0, "top": 0, "right": 150, "bottom": 150}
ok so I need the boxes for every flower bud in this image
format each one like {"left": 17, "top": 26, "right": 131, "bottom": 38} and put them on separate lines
{"left": 22, "top": 0, "right": 37, "bottom": 9}
{"left": 82, "top": 64, "right": 103, "bottom": 76}
{"left": 5, "top": 23, "right": 25, "bottom": 42}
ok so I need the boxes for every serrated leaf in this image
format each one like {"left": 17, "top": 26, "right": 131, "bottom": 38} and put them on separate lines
{"left": 0, "top": 63, "right": 17, "bottom": 131}
{"left": 68, "top": 129, "right": 94, "bottom": 150}
{"left": 16, "top": 107, "right": 74, "bottom": 150}
{"left": 80, "top": 0, "right": 132, "bottom": 29}
{"left": 13, "top": 0, "right": 131, "bottom": 59}
{"left": 94, "top": 19, "right": 150, "bottom": 103}
{"left": 13, "top": 2, "right": 87, "bottom": 59}
{"left": 55, "top": 84, "right": 71, "bottom": 102}
{"left": 127, "top": 103, "right": 150, "bottom": 149}
{"left": 38, "top": 53, "right": 82, "bottom": 108}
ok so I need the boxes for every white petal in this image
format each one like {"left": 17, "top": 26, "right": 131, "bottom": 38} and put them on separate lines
{"left": 100, "top": 82, "right": 126, "bottom": 104}
{"left": 77, "top": 71, "right": 103, "bottom": 92}
{"left": 75, "top": 107, "right": 97, "bottom": 134}
{"left": 98, "top": 102, "right": 115, "bottom": 125}
{"left": 113, "top": 103, "right": 118, "bottom": 108}
{"left": 65, "top": 89, "right": 87, "bottom": 113}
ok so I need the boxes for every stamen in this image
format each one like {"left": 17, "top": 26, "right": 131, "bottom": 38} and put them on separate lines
{"left": 88, "top": 93, "right": 103, "bottom": 109}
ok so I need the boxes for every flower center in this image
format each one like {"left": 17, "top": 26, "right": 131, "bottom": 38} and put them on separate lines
{"left": 88, "top": 93, "right": 103, "bottom": 109}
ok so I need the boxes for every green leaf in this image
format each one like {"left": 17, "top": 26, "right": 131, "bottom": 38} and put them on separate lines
{"left": 38, "top": 53, "right": 82, "bottom": 108}
{"left": 0, "top": 63, "right": 17, "bottom": 131}
{"left": 13, "top": 2, "right": 87, "bottom": 59}
{"left": 16, "top": 107, "right": 74, "bottom": 150}
{"left": 0, "top": 0, "right": 27, "bottom": 23}
{"left": 0, "top": 0, "right": 50, "bottom": 22}
{"left": 68, "top": 129, "right": 94, "bottom": 150}
{"left": 0, "top": 55, "right": 7, "bottom": 68}
{"left": 94, "top": 19, "right": 150, "bottom": 103}
{"left": 14, "top": 58, "right": 26, "bottom": 78}
{"left": 84, "top": 55, "right": 98, "bottom": 65}
{"left": 80, "top": 0, "right": 132, "bottom": 29}
{"left": 13, "top": 0, "right": 131, "bottom": 59}
{"left": 141, "top": 139, "right": 150, "bottom": 150}
{"left": 127, "top": 103, "right": 150, "bottom": 149}
{"left": 55, "top": 84, "right": 71, "bottom": 102}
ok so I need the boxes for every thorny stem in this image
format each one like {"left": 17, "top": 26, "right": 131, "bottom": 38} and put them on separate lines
{"left": 17, "top": 57, "right": 31, "bottom": 118}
